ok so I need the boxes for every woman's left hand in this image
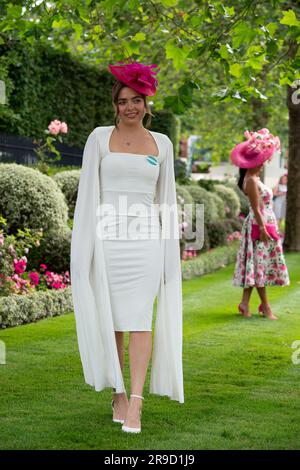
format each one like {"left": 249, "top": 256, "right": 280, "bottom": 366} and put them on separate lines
{"left": 259, "top": 226, "right": 272, "bottom": 242}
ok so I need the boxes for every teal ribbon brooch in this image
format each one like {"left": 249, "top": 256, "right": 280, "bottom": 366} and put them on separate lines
{"left": 146, "top": 155, "right": 158, "bottom": 166}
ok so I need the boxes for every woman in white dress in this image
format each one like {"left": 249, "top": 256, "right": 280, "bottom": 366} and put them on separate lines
{"left": 70, "top": 60, "right": 184, "bottom": 434}
{"left": 273, "top": 174, "right": 288, "bottom": 230}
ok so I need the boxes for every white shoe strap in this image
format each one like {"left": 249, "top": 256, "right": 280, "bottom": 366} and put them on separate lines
{"left": 130, "top": 394, "right": 144, "bottom": 400}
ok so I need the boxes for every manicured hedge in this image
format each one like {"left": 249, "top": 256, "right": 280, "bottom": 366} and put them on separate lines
{"left": 52, "top": 170, "right": 80, "bottom": 219}
{"left": 213, "top": 184, "right": 241, "bottom": 218}
{"left": 26, "top": 227, "right": 72, "bottom": 274}
{"left": 198, "top": 178, "right": 249, "bottom": 216}
{"left": 183, "top": 185, "right": 219, "bottom": 223}
{"left": 206, "top": 220, "right": 228, "bottom": 248}
{"left": 223, "top": 181, "right": 250, "bottom": 216}
{"left": 154, "top": 111, "right": 181, "bottom": 159}
{"left": 0, "top": 163, "right": 68, "bottom": 234}
{"left": 0, "top": 287, "right": 73, "bottom": 329}
{"left": 210, "top": 192, "right": 226, "bottom": 219}
{"left": 0, "top": 41, "right": 113, "bottom": 146}
{"left": 181, "top": 242, "right": 238, "bottom": 280}
{"left": 0, "top": 243, "right": 239, "bottom": 328}
{"left": 0, "top": 39, "right": 180, "bottom": 152}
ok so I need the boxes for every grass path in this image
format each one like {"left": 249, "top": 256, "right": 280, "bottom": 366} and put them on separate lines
{"left": 0, "top": 253, "right": 300, "bottom": 450}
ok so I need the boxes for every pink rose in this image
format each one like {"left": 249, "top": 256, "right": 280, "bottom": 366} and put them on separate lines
{"left": 60, "top": 121, "right": 68, "bottom": 133}
{"left": 40, "top": 264, "right": 47, "bottom": 270}
{"left": 13, "top": 259, "right": 27, "bottom": 274}
{"left": 29, "top": 271, "right": 40, "bottom": 286}
{"left": 52, "top": 282, "right": 62, "bottom": 289}
{"left": 48, "top": 119, "right": 61, "bottom": 136}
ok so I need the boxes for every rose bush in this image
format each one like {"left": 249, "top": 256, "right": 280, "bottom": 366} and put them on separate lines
{"left": 0, "top": 215, "right": 70, "bottom": 296}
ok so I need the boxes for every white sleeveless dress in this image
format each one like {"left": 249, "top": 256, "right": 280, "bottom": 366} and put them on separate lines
{"left": 99, "top": 126, "right": 162, "bottom": 331}
{"left": 70, "top": 126, "right": 184, "bottom": 403}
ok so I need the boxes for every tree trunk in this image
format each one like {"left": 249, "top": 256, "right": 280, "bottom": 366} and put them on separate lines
{"left": 284, "top": 79, "right": 300, "bottom": 251}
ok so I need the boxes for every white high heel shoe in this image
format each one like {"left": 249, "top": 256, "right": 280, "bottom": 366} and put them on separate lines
{"left": 122, "top": 394, "right": 144, "bottom": 434}
{"left": 111, "top": 399, "right": 125, "bottom": 424}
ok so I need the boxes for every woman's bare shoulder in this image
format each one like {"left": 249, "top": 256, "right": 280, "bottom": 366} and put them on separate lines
{"left": 243, "top": 176, "right": 258, "bottom": 195}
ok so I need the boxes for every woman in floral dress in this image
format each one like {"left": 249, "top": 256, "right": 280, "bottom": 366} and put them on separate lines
{"left": 231, "top": 128, "right": 290, "bottom": 320}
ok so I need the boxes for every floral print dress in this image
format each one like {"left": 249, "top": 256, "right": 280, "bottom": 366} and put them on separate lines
{"left": 233, "top": 177, "right": 290, "bottom": 288}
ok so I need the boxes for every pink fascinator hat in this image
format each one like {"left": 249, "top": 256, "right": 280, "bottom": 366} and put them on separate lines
{"left": 108, "top": 60, "right": 159, "bottom": 96}
{"left": 230, "top": 128, "right": 281, "bottom": 169}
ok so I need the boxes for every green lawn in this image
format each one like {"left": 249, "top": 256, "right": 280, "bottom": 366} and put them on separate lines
{"left": 1, "top": 253, "right": 300, "bottom": 450}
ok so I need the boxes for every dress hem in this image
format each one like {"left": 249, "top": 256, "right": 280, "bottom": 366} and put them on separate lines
{"left": 233, "top": 282, "right": 290, "bottom": 288}
{"left": 114, "top": 329, "right": 153, "bottom": 332}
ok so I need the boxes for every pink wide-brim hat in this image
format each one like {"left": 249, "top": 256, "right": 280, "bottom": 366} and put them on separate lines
{"left": 230, "top": 128, "right": 281, "bottom": 169}
{"left": 108, "top": 61, "right": 159, "bottom": 96}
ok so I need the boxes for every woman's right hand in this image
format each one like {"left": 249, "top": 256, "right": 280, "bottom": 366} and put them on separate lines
{"left": 259, "top": 226, "right": 272, "bottom": 242}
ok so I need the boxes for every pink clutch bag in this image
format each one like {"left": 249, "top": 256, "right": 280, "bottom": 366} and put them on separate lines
{"left": 251, "top": 224, "right": 280, "bottom": 241}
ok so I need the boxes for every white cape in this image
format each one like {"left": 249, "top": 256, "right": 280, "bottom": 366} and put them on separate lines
{"left": 70, "top": 126, "right": 184, "bottom": 403}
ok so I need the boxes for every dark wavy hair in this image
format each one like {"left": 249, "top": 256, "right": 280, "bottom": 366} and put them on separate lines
{"left": 111, "top": 80, "right": 154, "bottom": 129}
{"left": 238, "top": 168, "right": 247, "bottom": 192}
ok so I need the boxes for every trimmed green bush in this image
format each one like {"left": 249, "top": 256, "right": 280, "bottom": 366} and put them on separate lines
{"left": 1, "top": 40, "right": 180, "bottom": 151}
{"left": 0, "top": 243, "right": 239, "bottom": 328}
{"left": 0, "top": 163, "right": 68, "bottom": 234}
{"left": 209, "top": 192, "right": 226, "bottom": 219}
{"left": 181, "top": 242, "right": 238, "bottom": 280}
{"left": 206, "top": 220, "right": 228, "bottom": 248}
{"left": 226, "top": 217, "right": 243, "bottom": 233}
{"left": 151, "top": 110, "right": 181, "bottom": 157}
{"left": 183, "top": 185, "right": 218, "bottom": 223}
{"left": 176, "top": 184, "right": 209, "bottom": 253}
{"left": 213, "top": 184, "right": 240, "bottom": 218}
{"left": 175, "top": 183, "right": 194, "bottom": 206}
{"left": 224, "top": 181, "right": 250, "bottom": 216}
{"left": 175, "top": 184, "right": 194, "bottom": 256}
{"left": 197, "top": 179, "right": 217, "bottom": 192}
{"left": 200, "top": 223, "right": 210, "bottom": 253}
{"left": 174, "top": 159, "right": 189, "bottom": 185}
{"left": 27, "top": 227, "right": 71, "bottom": 274}
{"left": 0, "top": 287, "right": 73, "bottom": 329}
{"left": 0, "top": 41, "right": 112, "bottom": 145}
{"left": 52, "top": 170, "right": 80, "bottom": 219}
